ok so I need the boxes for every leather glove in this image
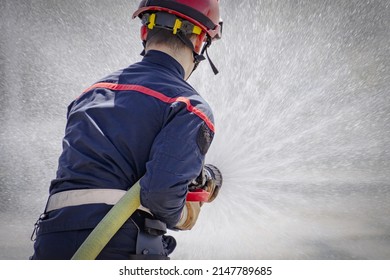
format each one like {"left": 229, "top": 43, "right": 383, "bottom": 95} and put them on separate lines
{"left": 174, "top": 201, "right": 201, "bottom": 230}
{"left": 204, "top": 177, "right": 220, "bottom": 203}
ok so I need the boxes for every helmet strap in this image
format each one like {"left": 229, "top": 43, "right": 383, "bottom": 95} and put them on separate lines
{"left": 205, "top": 48, "right": 219, "bottom": 75}
{"left": 177, "top": 33, "right": 219, "bottom": 76}
{"left": 202, "top": 38, "right": 219, "bottom": 75}
{"left": 140, "top": 40, "right": 146, "bottom": 56}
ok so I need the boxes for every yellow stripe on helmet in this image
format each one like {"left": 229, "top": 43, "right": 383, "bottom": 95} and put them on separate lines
{"left": 147, "top": 13, "right": 156, "bottom": 30}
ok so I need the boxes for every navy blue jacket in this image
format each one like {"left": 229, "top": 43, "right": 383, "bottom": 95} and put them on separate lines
{"left": 40, "top": 50, "right": 215, "bottom": 233}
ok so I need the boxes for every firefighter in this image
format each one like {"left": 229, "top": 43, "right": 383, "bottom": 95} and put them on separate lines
{"left": 31, "top": 0, "right": 223, "bottom": 260}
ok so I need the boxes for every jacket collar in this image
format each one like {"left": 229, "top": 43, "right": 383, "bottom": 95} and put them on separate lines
{"left": 143, "top": 50, "right": 185, "bottom": 79}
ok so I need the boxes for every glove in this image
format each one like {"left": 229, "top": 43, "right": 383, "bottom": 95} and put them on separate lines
{"left": 204, "top": 177, "right": 220, "bottom": 203}
{"left": 174, "top": 201, "right": 201, "bottom": 230}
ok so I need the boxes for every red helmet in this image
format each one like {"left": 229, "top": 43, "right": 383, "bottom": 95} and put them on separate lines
{"left": 132, "top": 0, "right": 222, "bottom": 40}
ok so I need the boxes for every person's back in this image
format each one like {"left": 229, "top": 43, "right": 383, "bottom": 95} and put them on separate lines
{"left": 31, "top": 0, "right": 223, "bottom": 260}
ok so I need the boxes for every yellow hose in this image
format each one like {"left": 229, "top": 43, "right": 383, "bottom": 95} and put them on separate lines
{"left": 71, "top": 181, "right": 141, "bottom": 260}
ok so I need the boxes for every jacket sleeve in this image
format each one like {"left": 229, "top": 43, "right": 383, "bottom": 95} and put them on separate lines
{"left": 139, "top": 99, "right": 214, "bottom": 228}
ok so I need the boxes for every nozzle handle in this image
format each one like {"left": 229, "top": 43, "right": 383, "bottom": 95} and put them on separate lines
{"left": 186, "top": 164, "right": 223, "bottom": 202}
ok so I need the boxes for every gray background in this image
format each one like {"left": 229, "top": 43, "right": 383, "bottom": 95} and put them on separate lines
{"left": 1, "top": 0, "right": 389, "bottom": 259}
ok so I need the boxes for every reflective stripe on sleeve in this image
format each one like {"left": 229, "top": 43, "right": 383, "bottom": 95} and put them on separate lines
{"left": 80, "top": 83, "right": 215, "bottom": 133}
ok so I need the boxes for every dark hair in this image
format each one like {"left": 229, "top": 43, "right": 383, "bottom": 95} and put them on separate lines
{"left": 145, "top": 27, "right": 196, "bottom": 51}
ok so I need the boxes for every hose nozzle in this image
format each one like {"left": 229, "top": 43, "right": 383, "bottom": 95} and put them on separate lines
{"left": 187, "top": 164, "right": 223, "bottom": 202}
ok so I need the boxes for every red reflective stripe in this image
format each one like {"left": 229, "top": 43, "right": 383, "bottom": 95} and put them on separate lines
{"left": 82, "top": 82, "right": 215, "bottom": 132}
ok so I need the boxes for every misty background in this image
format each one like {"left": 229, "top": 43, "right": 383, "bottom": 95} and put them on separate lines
{"left": 1, "top": 0, "right": 390, "bottom": 259}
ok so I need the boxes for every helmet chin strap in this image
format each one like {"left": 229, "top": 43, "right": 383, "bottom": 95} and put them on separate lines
{"left": 176, "top": 33, "right": 219, "bottom": 76}
{"left": 202, "top": 38, "right": 219, "bottom": 75}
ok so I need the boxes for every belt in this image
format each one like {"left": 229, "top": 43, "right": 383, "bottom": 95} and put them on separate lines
{"left": 45, "top": 188, "right": 152, "bottom": 214}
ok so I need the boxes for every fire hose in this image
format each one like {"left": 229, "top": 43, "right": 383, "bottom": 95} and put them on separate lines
{"left": 71, "top": 164, "right": 222, "bottom": 260}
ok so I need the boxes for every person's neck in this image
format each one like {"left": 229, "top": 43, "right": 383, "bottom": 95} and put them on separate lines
{"left": 146, "top": 44, "right": 194, "bottom": 80}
